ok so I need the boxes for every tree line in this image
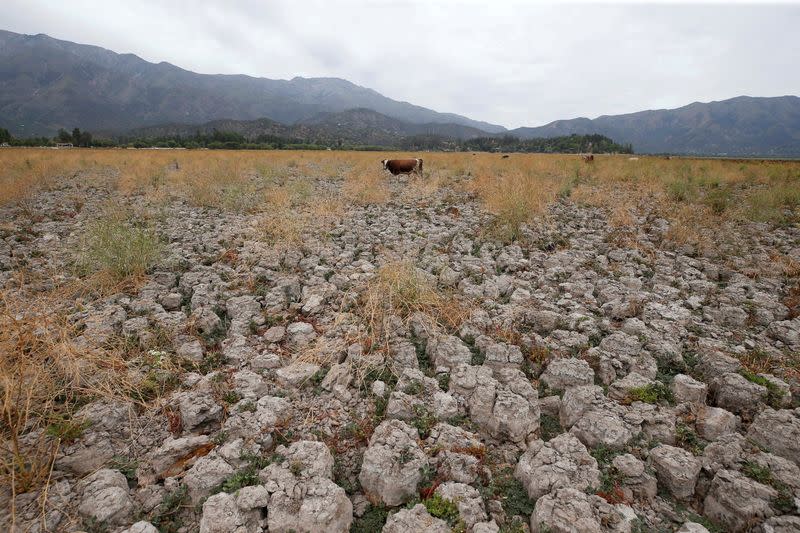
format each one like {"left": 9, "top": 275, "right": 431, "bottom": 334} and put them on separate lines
{"left": 0, "top": 126, "right": 633, "bottom": 154}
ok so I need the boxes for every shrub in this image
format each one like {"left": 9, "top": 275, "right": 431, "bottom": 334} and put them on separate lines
{"left": 76, "top": 208, "right": 163, "bottom": 279}
{"left": 423, "top": 493, "right": 464, "bottom": 530}
{"left": 625, "top": 382, "right": 674, "bottom": 405}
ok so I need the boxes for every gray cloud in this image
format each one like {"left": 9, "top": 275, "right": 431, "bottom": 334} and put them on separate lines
{"left": 5, "top": 0, "right": 799, "bottom": 128}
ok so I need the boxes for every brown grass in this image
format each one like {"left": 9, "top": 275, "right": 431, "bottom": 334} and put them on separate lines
{"left": 0, "top": 285, "right": 132, "bottom": 498}
{"left": 358, "top": 261, "right": 471, "bottom": 353}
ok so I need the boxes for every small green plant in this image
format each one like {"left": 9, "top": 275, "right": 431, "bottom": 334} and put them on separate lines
{"left": 589, "top": 444, "right": 620, "bottom": 467}
{"left": 741, "top": 460, "right": 796, "bottom": 513}
{"left": 739, "top": 369, "right": 785, "bottom": 407}
{"left": 212, "top": 431, "right": 229, "bottom": 445}
{"left": 403, "top": 380, "right": 423, "bottom": 396}
{"left": 436, "top": 374, "right": 450, "bottom": 392}
{"left": 625, "top": 382, "right": 674, "bottom": 405}
{"left": 220, "top": 468, "right": 260, "bottom": 493}
{"left": 423, "top": 493, "right": 464, "bottom": 530}
{"left": 480, "top": 466, "right": 534, "bottom": 520}
{"left": 499, "top": 517, "right": 528, "bottom": 533}
{"left": 215, "top": 452, "right": 275, "bottom": 494}
{"left": 289, "top": 460, "right": 304, "bottom": 476}
{"left": 134, "top": 369, "right": 179, "bottom": 402}
{"left": 675, "top": 423, "right": 706, "bottom": 455}
{"left": 45, "top": 416, "right": 90, "bottom": 443}
{"left": 539, "top": 414, "right": 563, "bottom": 442}
{"left": 237, "top": 400, "right": 256, "bottom": 413}
{"left": 666, "top": 179, "right": 695, "bottom": 202}
{"left": 76, "top": 208, "right": 163, "bottom": 279}
{"left": 197, "top": 350, "right": 227, "bottom": 374}
{"left": 81, "top": 517, "right": 109, "bottom": 533}
{"left": 704, "top": 186, "right": 732, "bottom": 215}
{"left": 741, "top": 461, "right": 772, "bottom": 484}
{"left": 350, "top": 504, "right": 389, "bottom": 533}
{"left": 411, "top": 404, "right": 437, "bottom": 439}
{"left": 149, "top": 484, "right": 189, "bottom": 533}
{"left": 334, "top": 455, "right": 360, "bottom": 495}
{"left": 221, "top": 390, "right": 240, "bottom": 405}
{"left": 310, "top": 367, "right": 328, "bottom": 387}
{"left": 109, "top": 455, "right": 138, "bottom": 484}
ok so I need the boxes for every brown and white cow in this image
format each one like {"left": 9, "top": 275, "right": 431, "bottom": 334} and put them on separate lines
{"left": 382, "top": 158, "right": 423, "bottom": 176}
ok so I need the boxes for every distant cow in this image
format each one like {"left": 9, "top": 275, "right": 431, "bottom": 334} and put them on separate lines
{"left": 582, "top": 154, "right": 594, "bottom": 163}
{"left": 382, "top": 158, "right": 423, "bottom": 176}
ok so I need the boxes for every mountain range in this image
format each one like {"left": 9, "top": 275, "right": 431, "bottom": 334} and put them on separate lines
{"left": 507, "top": 96, "right": 800, "bottom": 156}
{"left": 125, "top": 108, "right": 491, "bottom": 147}
{"left": 1, "top": 29, "right": 798, "bottom": 156}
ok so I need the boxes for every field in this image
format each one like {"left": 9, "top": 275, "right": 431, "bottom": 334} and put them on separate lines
{"left": 2, "top": 147, "right": 800, "bottom": 532}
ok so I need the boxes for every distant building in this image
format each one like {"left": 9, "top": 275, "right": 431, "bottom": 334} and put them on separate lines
{"left": 0, "top": 142, "right": 10, "bottom": 148}
{"left": 55, "top": 142, "right": 73, "bottom": 149}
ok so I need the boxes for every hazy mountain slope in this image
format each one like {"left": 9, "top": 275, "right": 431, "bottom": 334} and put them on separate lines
{"left": 0, "top": 29, "right": 505, "bottom": 136}
{"left": 507, "top": 96, "right": 800, "bottom": 156}
{"left": 125, "top": 108, "right": 490, "bottom": 146}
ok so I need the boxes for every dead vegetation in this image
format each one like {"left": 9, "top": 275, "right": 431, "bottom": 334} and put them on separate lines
{"left": 0, "top": 286, "right": 129, "bottom": 497}
{"left": 358, "top": 261, "right": 471, "bottom": 353}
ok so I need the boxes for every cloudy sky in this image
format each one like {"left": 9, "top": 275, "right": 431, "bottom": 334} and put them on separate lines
{"left": 5, "top": 0, "right": 799, "bottom": 128}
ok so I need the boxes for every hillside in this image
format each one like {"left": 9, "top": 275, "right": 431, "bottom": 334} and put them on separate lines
{"left": 0, "top": 30, "right": 505, "bottom": 136}
{"left": 508, "top": 96, "right": 800, "bottom": 156}
{"left": 126, "top": 108, "right": 491, "bottom": 147}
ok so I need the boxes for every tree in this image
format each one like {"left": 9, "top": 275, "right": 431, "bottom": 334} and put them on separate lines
{"left": 77, "top": 130, "right": 92, "bottom": 147}
{"left": 72, "top": 128, "right": 81, "bottom": 144}
{"left": 57, "top": 128, "right": 72, "bottom": 143}
{"left": 0, "top": 127, "right": 11, "bottom": 144}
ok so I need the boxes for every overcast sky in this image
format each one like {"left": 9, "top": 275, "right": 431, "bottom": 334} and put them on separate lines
{"left": 5, "top": 0, "right": 799, "bottom": 128}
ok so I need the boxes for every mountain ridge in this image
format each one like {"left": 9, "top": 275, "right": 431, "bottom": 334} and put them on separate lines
{"left": 1, "top": 29, "right": 799, "bottom": 155}
{"left": 508, "top": 95, "right": 800, "bottom": 156}
{"left": 0, "top": 29, "right": 505, "bottom": 136}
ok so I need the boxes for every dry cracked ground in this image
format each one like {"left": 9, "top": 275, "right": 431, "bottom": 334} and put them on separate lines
{"left": 2, "top": 153, "right": 800, "bottom": 533}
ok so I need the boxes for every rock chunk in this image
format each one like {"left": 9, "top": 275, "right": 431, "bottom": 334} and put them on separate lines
{"left": 382, "top": 504, "right": 450, "bottom": 533}
{"left": 540, "top": 358, "right": 595, "bottom": 391}
{"left": 260, "top": 441, "right": 352, "bottom": 532}
{"left": 612, "top": 453, "right": 657, "bottom": 502}
{"left": 514, "top": 433, "right": 600, "bottom": 500}
{"left": 184, "top": 455, "right": 235, "bottom": 503}
{"left": 199, "top": 492, "right": 263, "bottom": 533}
{"left": 172, "top": 390, "right": 222, "bottom": 432}
{"left": 747, "top": 408, "right": 800, "bottom": 466}
{"left": 120, "top": 522, "right": 159, "bottom": 533}
{"left": 648, "top": 444, "right": 701, "bottom": 500}
{"left": 703, "top": 469, "right": 777, "bottom": 532}
{"left": 276, "top": 362, "right": 321, "bottom": 387}
{"left": 449, "top": 365, "right": 539, "bottom": 443}
{"left": 435, "top": 482, "right": 488, "bottom": 530}
{"left": 696, "top": 406, "right": 738, "bottom": 441}
{"left": 710, "top": 372, "right": 766, "bottom": 420}
{"left": 78, "top": 469, "right": 134, "bottom": 526}
{"left": 359, "top": 420, "right": 427, "bottom": 506}
{"left": 671, "top": 374, "right": 708, "bottom": 405}
{"left": 531, "top": 486, "right": 625, "bottom": 533}
{"left": 427, "top": 334, "right": 472, "bottom": 372}
{"left": 569, "top": 403, "right": 640, "bottom": 450}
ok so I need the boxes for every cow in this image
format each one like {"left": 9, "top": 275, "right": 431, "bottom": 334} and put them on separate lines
{"left": 382, "top": 158, "right": 423, "bottom": 176}
{"left": 582, "top": 154, "right": 594, "bottom": 163}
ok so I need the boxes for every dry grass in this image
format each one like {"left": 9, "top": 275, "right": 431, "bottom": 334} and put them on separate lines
{"left": 75, "top": 204, "right": 164, "bottom": 280}
{"left": 0, "top": 286, "right": 132, "bottom": 498}
{"left": 1, "top": 148, "right": 799, "bottom": 259}
{"left": 469, "top": 167, "right": 564, "bottom": 242}
{"left": 358, "top": 261, "right": 471, "bottom": 353}
{"left": 343, "top": 166, "right": 390, "bottom": 205}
